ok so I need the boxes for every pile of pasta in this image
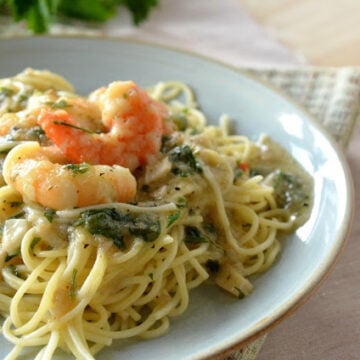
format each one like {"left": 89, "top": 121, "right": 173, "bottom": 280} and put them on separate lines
{"left": 0, "top": 69, "right": 311, "bottom": 359}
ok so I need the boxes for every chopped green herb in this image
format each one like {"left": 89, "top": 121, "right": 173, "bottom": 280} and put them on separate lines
{"left": 169, "top": 113, "right": 188, "bottom": 131}
{"left": 169, "top": 145, "right": 202, "bottom": 177}
{"left": 53, "top": 121, "right": 94, "bottom": 134}
{"left": 128, "top": 213, "right": 161, "bottom": 242}
{"left": 203, "top": 222, "right": 216, "bottom": 235}
{"left": 234, "top": 168, "right": 244, "bottom": 180}
{"left": 18, "top": 93, "right": 30, "bottom": 102}
{"left": 44, "top": 208, "right": 56, "bottom": 223}
{"left": 184, "top": 226, "right": 207, "bottom": 245}
{"left": 167, "top": 210, "right": 181, "bottom": 227}
{"left": 5, "top": 252, "right": 18, "bottom": 262}
{"left": 148, "top": 272, "right": 154, "bottom": 281}
{"left": 175, "top": 197, "right": 187, "bottom": 209}
{"left": 203, "top": 222, "right": 218, "bottom": 243}
{"left": 160, "top": 135, "right": 175, "bottom": 153}
{"left": 249, "top": 167, "right": 269, "bottom": 177}
{"left": 6, "top": 125, "right": 47, "bottom": 143}
{"left": 74, "top": 208, "right": 161, "bottom": 248}
{"left": 30, "top": 236, "right": 41, "bottom": 250}
{"left": 28, "top": 126, "right": 46, "bottom": 139}
{"left": 64, "top": 163, "right": 90, "bottom": 175}
{"left": 51, "top": 99, "right": 70, "bottom": 109}
{"left": 75, "top": 208, "right": 126, "bottom": 249}
{"left": 0, "top": 86, "right": 15, "bottom": 97}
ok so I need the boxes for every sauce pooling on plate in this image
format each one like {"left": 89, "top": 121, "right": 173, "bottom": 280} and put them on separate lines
{"left": 248, "top": 135, "right": 313, "bottom": 227}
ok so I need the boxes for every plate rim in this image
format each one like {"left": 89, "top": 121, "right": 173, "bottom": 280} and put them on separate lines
{"left": 0, "top": 35, "right": 355, "bottom": 359}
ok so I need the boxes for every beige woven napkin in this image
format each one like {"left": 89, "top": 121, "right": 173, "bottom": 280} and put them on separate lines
{"left": 224, "top": 66, "right": 360, "bottom": 360}
{"left": 247, "top": 67, "right": 360, "bottom": 148}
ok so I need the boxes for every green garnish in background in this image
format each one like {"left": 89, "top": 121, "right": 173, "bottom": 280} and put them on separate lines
{"left": 0, "top": 0, "right": 159, "bottom": 33}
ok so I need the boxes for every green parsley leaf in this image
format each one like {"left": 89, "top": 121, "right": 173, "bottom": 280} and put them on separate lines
{"left": 184, "top": 226, "right": 207, "bottom": 245}
{"left": 2, "top": 0, "right": 158, "bottom": 33}
{"left": 58, "top": 0, "right": 115, "bottom": 22}
{"left": 169, "top": 145, "right": 203, "bottom": 177}
{"left": 119, "top": 0, "right": 158, "bottom": 25}
{"left": 30, "top": 236, "right": 41, "bottom": 250}
{"left": 64, "top": 163, "right": 90, "bottom": 175}
{"left": 51, "top": 99, "right": 70, "bottom": 109}
{"left": 0, "top": 86, "right": 15, "bottom": 97}
{"left": 44, "top": 208, "right": 56, "bottom": 222}
{"left": 26, "top": 0, "right": 52, "bottom": 33}
{"left": 74, "top": 208, "right": 161, "bottom": 248}
{"left": 53, "top": 121, "right": 94, "bottom": 134}
{"left": 169, "top": 113, "right": 189, "bottom": 131}
{"left": 167, "top": 210, "right": 181, "bottom": 227}
{"left": 75, "top": 208, "right": 126, "bottom": 249}
{"left": 128, "top": 213, "right": 161, "bottom": 242}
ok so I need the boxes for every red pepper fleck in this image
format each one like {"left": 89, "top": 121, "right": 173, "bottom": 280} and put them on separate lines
{"left": 239, "top": 162, "right": 248, "bottom": 172}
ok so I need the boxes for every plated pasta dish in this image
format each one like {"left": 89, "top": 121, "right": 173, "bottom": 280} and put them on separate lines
{"left": 0, "top": 68, "right": 312, "bottom": 359}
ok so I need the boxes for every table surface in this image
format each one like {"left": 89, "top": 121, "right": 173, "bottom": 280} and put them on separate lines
{"left": 239, "top": 0, "right": 360, "bottom": 66}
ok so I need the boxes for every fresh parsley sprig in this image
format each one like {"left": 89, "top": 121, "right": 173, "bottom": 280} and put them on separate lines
{"left": 0, "top": 0, "right": 158, "bottom": 34}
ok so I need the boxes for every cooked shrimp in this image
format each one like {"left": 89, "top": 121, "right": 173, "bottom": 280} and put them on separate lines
{"left": 3, "top": 142, "right": 136, "bottom": 210}
{"left": 38, "top": 81, "right": 171, "bottom": 171}
{"left": 59, "top": 96, "right": 103, "bottom": 133}
{"left": 0, "top": 77, "right": 101, "bottom": 137}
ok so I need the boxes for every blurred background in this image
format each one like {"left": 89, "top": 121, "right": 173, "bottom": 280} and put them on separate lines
{"left": 239, "top": 0, "right": 360, "bottom": 66}
{"left": 1, "top": 0, "right": 360, "bottom": 67}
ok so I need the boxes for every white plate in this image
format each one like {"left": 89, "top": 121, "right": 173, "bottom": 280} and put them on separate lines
{"left": 0, "top": 37, "right": 354, "bottom": 359}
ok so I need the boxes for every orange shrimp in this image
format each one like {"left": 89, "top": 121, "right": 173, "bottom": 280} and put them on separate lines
{"left": 3, "top": 142, "right": 137, "bottom": 210}
{"left": 38, "top": 81, "right": 170, "bottom": 171}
